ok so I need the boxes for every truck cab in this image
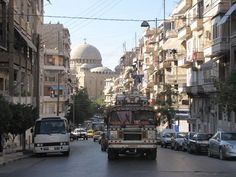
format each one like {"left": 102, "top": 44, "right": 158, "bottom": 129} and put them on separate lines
{"left": 105, "top": 93, "right": 158, "bottom": 160}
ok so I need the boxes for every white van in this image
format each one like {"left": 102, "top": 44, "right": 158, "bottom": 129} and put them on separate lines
{"left": 33, "top": 116, "right": 70, "bottom": 156}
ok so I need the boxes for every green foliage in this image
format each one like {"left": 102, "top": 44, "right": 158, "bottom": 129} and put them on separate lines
{"left": 66, "top": 88, "right": 96, "bottom": 125}
{"left": 155, "top": 84, "right": 178, "bottom": 128}
{"left": 216, "top": 70, "right": 236, "bottom": 112}
{"left": 8, "top": 104, "right": 35, "bottom": 135}
{"left": 0, "top": 95, "right": 12, "bottom": 134}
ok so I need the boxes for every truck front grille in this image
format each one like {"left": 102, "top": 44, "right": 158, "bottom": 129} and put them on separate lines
{"left": 124, "top": 133, "right": 141, "bottom": 140}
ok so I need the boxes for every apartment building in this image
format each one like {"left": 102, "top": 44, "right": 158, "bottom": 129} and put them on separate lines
{"left": 173, "top": 0, "right": 236, "bottom": 132}
{"left": 39, "top": 23, "right": 71, "bottom": 116}
{"left": 107, "top": 0, "right": 236, "bottom": 133}
{"left": 0, "top": 0, "right": 43, "bottom": 108}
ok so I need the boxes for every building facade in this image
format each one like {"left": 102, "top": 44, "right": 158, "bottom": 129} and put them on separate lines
{"left": 0, "top": 0, "right": 42, "bottom": 107}
{"left": 39, "top": 23, "right": 71, "bottom": 116}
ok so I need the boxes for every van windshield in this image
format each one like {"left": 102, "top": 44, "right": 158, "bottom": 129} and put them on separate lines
{"left": 35, "top": 119, "right": 66, "bottom": 134}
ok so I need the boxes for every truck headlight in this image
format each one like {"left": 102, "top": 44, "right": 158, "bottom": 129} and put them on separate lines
{"left": 110, "top": 131, "right": 118, "bottom": 139}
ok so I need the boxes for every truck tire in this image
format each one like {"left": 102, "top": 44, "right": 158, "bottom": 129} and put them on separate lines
{"left": 63, "top": 150, "right": 70, "bottom": 156}
{"left": 147, "top": 149, "right": 157, "bottom": 160}
{"left": 108, "top": 149, "right": 117, "bottom": 160}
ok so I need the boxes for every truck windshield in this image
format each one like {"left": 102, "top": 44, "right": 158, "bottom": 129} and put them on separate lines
{"left": 110, "top": 110, "right": 155, "bottom": 125}
{"left": 35, "top": 119, "right": 66, "bottom": 134}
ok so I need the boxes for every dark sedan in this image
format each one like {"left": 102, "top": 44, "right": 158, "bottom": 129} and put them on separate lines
{"left": 188, "top": 133, "right": 213, "bottom": 154}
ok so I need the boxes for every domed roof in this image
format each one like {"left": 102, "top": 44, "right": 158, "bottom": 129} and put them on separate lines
{"left": 90, "top": 66, "right": 113, "bottom": 73}
{"left": 71, "top": 43, "right": 102, "bottom": 60}
{"left": 80, "top": 63, "right": 99, "bottom": 69}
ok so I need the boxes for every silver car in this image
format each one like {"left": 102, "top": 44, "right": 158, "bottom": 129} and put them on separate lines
{"left": 208, "top": 131, "right": 236, "bottom": 160}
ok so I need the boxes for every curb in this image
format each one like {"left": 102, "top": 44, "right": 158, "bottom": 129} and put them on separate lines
{"left": 0, "top": 152, "right": 33, "bottom": 167}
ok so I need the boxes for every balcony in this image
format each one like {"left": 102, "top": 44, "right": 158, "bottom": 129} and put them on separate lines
{"left": 186, "top": 85, "right": 204, "bottom": 96}
{"left": 144, "top": 29, "right": 155, "bottom": 37}
{"left": 204, "top": 37, "right": 229, "bottom": 57}
{"left": 190, "top": 18, "right": 203, "bottom": 31}
{"left": 178, "top": 57, "right": 192, "bottom": 68}
{"left": 192, "top": 51, "right": 204, "bottom": 62}
{"left": 143, "top": 46, "right": 153, "bottom": 54}
{"left": 173, "top": 0, "right": 192, "bottom": 14}
{"left": 44, "top": 65, "right": 66, "bottom": 71}
{"left": 178, "top": 26, "right": 191, "bottom": 40}
{"left": 204, "top": 0, "right": 230, "bottom": 21}
{"left": 166, "top": 29, "right": 177, "bottom": 38}
{"left": 43, "top": 95, "right": 69, "bottom": 102}
{"left": 166, "top": 53, "right": 177, "bottom": 61}
{"left": 163, "top": 61, "right": 171, "bottom": 69}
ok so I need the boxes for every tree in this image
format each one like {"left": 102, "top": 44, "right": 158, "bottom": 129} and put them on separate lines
{"left": 66, "top": 88, "right": 96, "bottom": 126}
{"left": 156, "top": 84, "right": 179, "bottom": 128}
{"left": 0, "top": 95, "right": 12, "bottom": 153}
{"left": 8, "top": 104, "right": 35, "bottom": 151}
{"left": 216, "top": 70, "right": 236, "bottom": 112}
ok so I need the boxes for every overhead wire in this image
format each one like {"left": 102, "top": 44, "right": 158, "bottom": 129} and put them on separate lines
{"left": 68, "top": 0, "right": 122, "bottom": 31}
{"left": 63, "top": 0, "right": 109, "bottom": 26}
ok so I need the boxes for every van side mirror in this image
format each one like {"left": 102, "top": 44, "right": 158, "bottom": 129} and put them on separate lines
{"left": 30, "top": 128, "right": 34, "bottom": 133}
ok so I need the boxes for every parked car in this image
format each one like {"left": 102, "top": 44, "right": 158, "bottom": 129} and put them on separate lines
{"left": 188, "top": 133, "right": 213, "bottom": 154}
{"left": 87, "top": 129, "right": 94, "bottom": 138}
{"left": 208, "top": 131, "right": 236, "bottom": 160}
{"left": 70, "top": 132, "right": 77, "bottom": 141}
{"left": 71, "top": 128, "right": 88, "bottom": 140}
{"left": 93, "top": 131, "right": 103, "bottom": 142}
{"left": 170, "top": 132, "right": 187, "bottom": 150}
{"left": 161, "top": 129, "right": 175, "bottom": 147}
{"left": 182, "top": 132, "right": 195, "bottom": 151}
{"left": 100, "top": 132, "right": 108, "bottom": 151}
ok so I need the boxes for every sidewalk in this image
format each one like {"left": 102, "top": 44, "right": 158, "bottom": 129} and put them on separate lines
{"left": 0, "top": 146, "right": 33, "bottom": 166}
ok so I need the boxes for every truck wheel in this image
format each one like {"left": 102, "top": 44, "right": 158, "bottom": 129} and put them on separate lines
{"left": 147, "top": 149, "right": 157, "bottom": 160}
{"left": 108, "top": 149, "right": 117, "bottom": 160}
{"left": 63, "top": 150, "right": 70, "bottom": 156}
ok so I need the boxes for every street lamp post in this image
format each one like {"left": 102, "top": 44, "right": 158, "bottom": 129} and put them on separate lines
{"left": 57, "top": 72, "right": 60, "bottom": 116}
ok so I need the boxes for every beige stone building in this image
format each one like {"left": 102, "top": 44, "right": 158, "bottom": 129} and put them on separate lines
{"left": 106, "top": 0, "right": 236, "bottom": 133}
{"left": 39, "top": 23, "right": 71, "bottom": 116}
{"left": 70, "top": 43, "right": 117, "bottom": 100}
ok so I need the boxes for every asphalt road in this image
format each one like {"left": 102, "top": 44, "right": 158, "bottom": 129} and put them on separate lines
{"left": 0, "top": 140, "right": 236, "bottom": 177}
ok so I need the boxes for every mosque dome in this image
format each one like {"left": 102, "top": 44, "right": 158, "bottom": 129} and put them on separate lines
{"left": 90, "top": 66, "right": 113, "bottom": 73}
{"left": 80, "top": 63, "right": 98, "bottom": 69}
{"left": 70, "top": 43, "right": 102, "bottom": 61}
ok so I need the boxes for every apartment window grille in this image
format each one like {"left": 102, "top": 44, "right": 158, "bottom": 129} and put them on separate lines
{"left": 213, "top": 24, "right": 219, "bottom": 39}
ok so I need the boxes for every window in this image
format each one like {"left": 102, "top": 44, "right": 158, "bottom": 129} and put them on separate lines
{"left": 213, "top": 24, "right": 219, "bottom": 39}
{"left": 0, "top": 1, "right": 7, "bottom": 48}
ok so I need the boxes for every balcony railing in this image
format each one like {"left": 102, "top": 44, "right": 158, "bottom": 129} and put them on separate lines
{"left": 178, "top": 26, "right": 191, "bottom": 40}
{"left": 190, "top": 18, "right": 203, "bottom": 31}
{"left": 178, "top": 57, "right": 192, "bottom": 68}
{"left": 173, "top": 0, "right": 192, "bottom": 14}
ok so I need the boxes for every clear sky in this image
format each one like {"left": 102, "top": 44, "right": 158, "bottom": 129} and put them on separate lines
{"left": 44, "top": 0, "right": 178, "bottom": 70}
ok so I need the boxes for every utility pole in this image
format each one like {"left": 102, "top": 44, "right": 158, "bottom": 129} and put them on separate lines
{"left": 57, "top": 72, "right": 60, "bottom": 116}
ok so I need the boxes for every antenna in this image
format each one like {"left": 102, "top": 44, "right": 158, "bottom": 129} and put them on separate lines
{"left": 123, "top": 42, "right": 126, "bottom": 52}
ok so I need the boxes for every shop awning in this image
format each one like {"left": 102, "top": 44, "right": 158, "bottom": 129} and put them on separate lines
{"left": 162, "top": 38, "right": 183, "bottom": 50}
{"left": 14, "top": 27, "right": 37, "bottom": 51}
{"left": 50, "top": 85, "right": 65, "bottom": 90}
{"left": 219, "top": 3, "right": 236, "bottom": 25}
